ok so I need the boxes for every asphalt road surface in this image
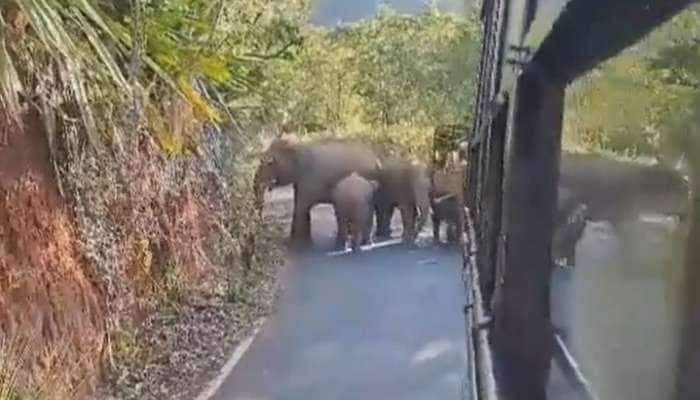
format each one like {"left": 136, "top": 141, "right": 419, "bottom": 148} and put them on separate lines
{"left": 212, "top": 187, "right": 471, "bottom": 400}
{"left": 222, "top": 187, "right": 683, "bottom": 400}
{"left": 550, "top": 216, "right": 684, "bottom": 400}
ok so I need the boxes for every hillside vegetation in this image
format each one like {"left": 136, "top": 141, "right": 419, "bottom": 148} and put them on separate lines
{"left": 0, "top": 2, "right": 479, "bottom": 399}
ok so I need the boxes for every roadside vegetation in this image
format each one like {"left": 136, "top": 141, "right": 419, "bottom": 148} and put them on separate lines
{"left": 564, "top": 5, "right": 700, "bottom": 173}
{"left": 0, "top": 1, "right": 478, "bottom": 399}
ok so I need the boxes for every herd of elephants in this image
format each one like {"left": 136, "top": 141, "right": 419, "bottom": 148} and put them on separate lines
{"left": 256, "top": 135, "right": 689, "bottom": 264}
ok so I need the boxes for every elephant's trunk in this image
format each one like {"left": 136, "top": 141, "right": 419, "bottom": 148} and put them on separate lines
{"left": 433, "top": 193, "right": 457, "bottom": 205}
{"left": 413, "top": 171, "right": 431, "bottom": 238}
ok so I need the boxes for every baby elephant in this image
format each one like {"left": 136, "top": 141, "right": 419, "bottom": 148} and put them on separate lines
{"left": 332, "top": 172, "right": 379, "bottom": 251}
{"left": 430, "top": 169, "right": 465, "bottom": 245}
{"left": 431, "top": 193, "right": 463, "bottom": 245}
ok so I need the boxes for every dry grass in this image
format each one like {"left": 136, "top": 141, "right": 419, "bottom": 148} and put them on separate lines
{"left": 0, "top": 4, "right": 282, "bottom": 400}
{"left": 0, "top": 337, "right": 24, "bottom": 400}
{"left": 0, "top": 335, "right": 93, "bottom": 400}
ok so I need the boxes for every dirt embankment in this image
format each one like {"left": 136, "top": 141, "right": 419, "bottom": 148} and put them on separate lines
{"left": 0, "top": 109, "right": 104, "bottom": 395}
{"left": 0, "top": 103, "right": 279, "bottom": 399}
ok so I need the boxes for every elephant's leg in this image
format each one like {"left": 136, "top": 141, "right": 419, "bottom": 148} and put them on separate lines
{"left": 290, "top": 191, "right": 299, "bottom": 241}
{"left": 412, "top": 175, "right": 431, "bottom": 241}
{"left": 374, "top": 201, "right": 394, "bottom": 239}
{"left": 399, "top": 204, "right": 416, "bottom": 242}
{"left": 414, "top": 202, "right": 429, "bottom": 240}
{"left": 291, "top": 199, "right": 312, "bottom": 249}
{"left": 290, "top": 186, "right": 311, "bottom": 244}
{"left": 432, "top": 213, "right": 442, "bottom": 245}
{"left": 565, "top": 242, "right": 576, "bottom": 267}
{"left": 446, "top": 223, "right": 458, "bottom": 244}
{"left": 335, "top": 210, "right": 348, "bottom": 251}
{"left": 300, "top": 208, "right": 311, "bottom": 243}
{"left": 374, "top": 205, "right": 387, "bottom": 238}
{"left": 454, "top": 212, "right": 465, "bottom": 244}
{"left": 333, "top": 207, "right": 345, "bottom": 249}
{"left": 350, "top": 221, "right": 362, "bottom": 252}
{"left": 361, "top": 208, "right": 373, "bottom": 246}
{"left": 336, "top": 224, "right": 349, "bottom": 251}
{"left": 374, "top": 187, "right": 397, "bottom": 239}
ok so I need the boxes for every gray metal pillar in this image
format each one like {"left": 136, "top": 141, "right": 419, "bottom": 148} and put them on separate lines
{"left": 492, "top": 61, "right": 564, "bottom": 400}
{"left": 676, "top": 170, "right": 700, "bottom": 400}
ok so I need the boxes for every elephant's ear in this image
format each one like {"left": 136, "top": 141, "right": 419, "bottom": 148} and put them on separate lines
{"left": 277, "top": 140, "right": 303, "bottom": 170}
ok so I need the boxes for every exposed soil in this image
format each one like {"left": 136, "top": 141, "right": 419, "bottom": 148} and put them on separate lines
{"left": 0, "top": 104, "right": 285, "bottom": 400}
{"left": 95, "top": 233, "right": 283, "bottom": 400}
{"left": 0, "top": 109, "right": 105, "bottom": 394}
{"left": 92, "top": 196, "right": 287, "bottom": 400}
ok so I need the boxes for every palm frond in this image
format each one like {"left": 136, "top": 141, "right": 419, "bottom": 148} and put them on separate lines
{"left": 70, "top": 8, "right": 128, "bottom": 89}
{"left": 0, "top": 13, "right": 23, "bottom": 125}
{"left": 9, "top": 0, "right": 134, "bottom": 149}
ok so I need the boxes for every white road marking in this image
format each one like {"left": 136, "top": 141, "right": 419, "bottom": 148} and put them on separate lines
{"left": 411, "top": 339, "right": 454, "bottom": 366}
{"left": 194, "top": 318, "right": 266, "bottom": 400}
{"left": 325, "top": 238, "right": 404, "bottom": 256}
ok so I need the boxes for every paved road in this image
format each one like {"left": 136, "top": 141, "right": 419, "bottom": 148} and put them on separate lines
{"left": 213, "top": 188, "right": 471, "bottom": 400}
{"left": 258, "top": 186, "right": 687, "bottom": 400}
{"left": 550, "top": 216, "right": 683, "bottom": 400}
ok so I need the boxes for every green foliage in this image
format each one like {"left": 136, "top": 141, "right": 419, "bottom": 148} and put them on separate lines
{"left": 1, "top": 0, "right": 309, "bottom": 148}
{"left": 645, "top": 5, "right": 700, "bottom": 172}
{"left": 265, "top": 6, "right": 479, "bottom": 139}
{"left": 3, "top": 0, "right": 133, "bottom": 148}
{"left": 563, "top": 3, "right": 700, "bottom": 169}
{"left": 2, "top": 1, "right": 473, "bottom": 154}
{"left": 564, "top": 52, "right": 658, "bottom": 156}
{"left": 348, "top": 7, "right": 478, "bottom": 127}
{"left": 110, "top": 0, "right": 309, "bottom": 124}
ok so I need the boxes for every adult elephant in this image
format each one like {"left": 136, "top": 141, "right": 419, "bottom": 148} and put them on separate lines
{"left": 559, "top": 152, "right": 689, "bottom": 223}
{"left": 258, "top": 137, "right": 382, "bottom": 249}
{"left": 258, "top": 137, "right": 431, "bottom": 248}
{"left": 372, "top": 157, "right": 431, "bottom": 242}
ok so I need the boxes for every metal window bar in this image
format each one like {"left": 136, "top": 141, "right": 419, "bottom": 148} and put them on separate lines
{"left": 469, "top": 0, "right": 509, "bottom": 308}
{"left": 466, "top": 1, "right": 602, "bottom": 398}
{"left": 552, "top": 334, "right": 600, "bottom": 400}
{"left": 463, "top": 208, "right": 498, "bottom": 400}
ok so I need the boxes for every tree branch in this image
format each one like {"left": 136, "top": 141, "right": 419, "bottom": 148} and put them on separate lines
{"left": 242, "top": 39, "right": 298, "bottom": 61}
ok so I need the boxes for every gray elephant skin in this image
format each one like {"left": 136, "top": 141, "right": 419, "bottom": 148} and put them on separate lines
{"left": 429, "top": 169, "right": 464, "bottom": 245}
{"left": 258, "top": 138, "right": 431, "bottom": 249}
{"left": 551, "top": 152, "right": 688, "bottom": 267}
{"left": 331, "top": 172, "right": 379, "bottom": 251}
{"left": 431, "top": 193, "right": 462, "bottom": 245}
{"left": 257, "top": 138, "right": 381, "bottom": 249}
{"left": 372, "top": 157, "right": 432, "bottom": 242}
{"left": 559, "top": 152, "right": 688, "bottom": 223}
